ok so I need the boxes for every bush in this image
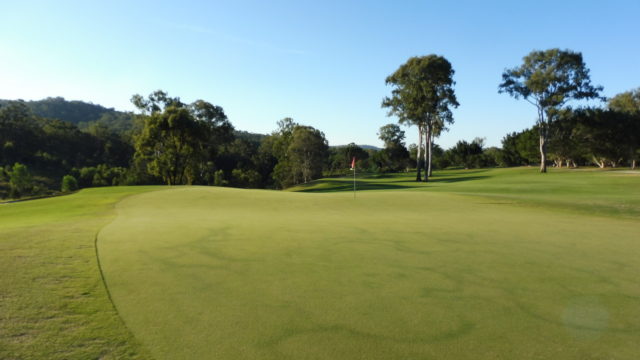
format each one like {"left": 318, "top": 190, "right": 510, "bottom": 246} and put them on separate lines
{"left": 61, "top": 175, "right": 79, "bottom": 193}
{"left": 9, "top": 163, "right": 33, "bottom": 198}
{"left": 213, "top": 169, "right": 228, "bottom": 186}
{"left": 231, "top": 168, "right": 261, "bottom": 188}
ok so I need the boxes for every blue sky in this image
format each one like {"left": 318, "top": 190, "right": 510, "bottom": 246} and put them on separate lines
{"left": 1, "top": 0, "right": 639, "bottom": 148}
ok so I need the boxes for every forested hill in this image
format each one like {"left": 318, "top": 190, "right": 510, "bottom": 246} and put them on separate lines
{"left": 0, "top": 97, "right": 135, "bottom": 133}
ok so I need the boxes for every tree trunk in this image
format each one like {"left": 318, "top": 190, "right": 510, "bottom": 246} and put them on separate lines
{"left": 537, "top": 108, "right": 547, "bottom": 173}
{"left": 416, "top": 125, "right": 423, "bottom": 181}
{"left": 423, "top": 125, "right": 429, "bottom": 182}
{"left": 632, "top": 159, "right": 636, "bottom": 170}
{"left": 539, "top": 134, "right": 547, "bottom": 173}
{"left": 427, "top": 129, "right": 433, "bottom": 179}
{"left": 592, "top": 156, "right": 605, "bottom": 168}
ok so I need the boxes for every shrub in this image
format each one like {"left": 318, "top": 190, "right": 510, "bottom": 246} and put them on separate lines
{"left": 61, "top": 175, "right": 79, "bottom": 193}
{"left": 9, "top": 163, "right": 33, "bottom": 198}
{"left": 213, "top": 169, "right": 228, "bottom": 186}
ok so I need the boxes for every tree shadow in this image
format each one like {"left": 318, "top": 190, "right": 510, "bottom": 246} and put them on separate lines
{"left": 429, "top": 175, "right": 489, "bottom": 183}
{"left": 293, "top": 171, "right": 491, "bottom": 193}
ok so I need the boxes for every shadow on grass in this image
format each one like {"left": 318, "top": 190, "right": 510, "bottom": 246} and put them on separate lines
{"left": 294, "top": 172, "right": 491, "bottom": 193}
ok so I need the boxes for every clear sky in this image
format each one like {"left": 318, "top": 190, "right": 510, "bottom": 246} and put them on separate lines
{"left": 1, "top": 0, "right": 639, "bottom": 148}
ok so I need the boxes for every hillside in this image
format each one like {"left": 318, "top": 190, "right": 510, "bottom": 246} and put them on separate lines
{"left": 0, "top": 97, "right": 135, "bottom": 133}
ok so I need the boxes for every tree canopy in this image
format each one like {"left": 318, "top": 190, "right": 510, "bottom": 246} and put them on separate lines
{"left": 499, "top": 48, "right": 603, "bottom": 172}
{"left": 383, "top": 54, "right": 458, "bottom": 181}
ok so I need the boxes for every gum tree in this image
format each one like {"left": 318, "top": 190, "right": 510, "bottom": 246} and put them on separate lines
{"left": 499, "top": 48, "right": 602, "bottom": 173}
{"left": 383, "top": 55, "right": 458, "bottom": 182}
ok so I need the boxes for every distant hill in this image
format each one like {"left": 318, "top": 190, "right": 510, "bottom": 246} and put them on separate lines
{"left": 234, "top": 130, "right": 268, "bottom": 144}
{"left": 332, "top": 144, "right": 381, "bottom": 151}
{"left": 0, "top": 97, "right": 135, "bottom": 133}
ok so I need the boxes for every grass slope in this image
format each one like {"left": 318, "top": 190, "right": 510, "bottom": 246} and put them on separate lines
{"left": 291, "top": 167, "right": 640, "bottom": 219}
{"left": 98, "top": 168, "right": 640, "bottom": 359}
{"left": 0, "top": 187, "right": 157, "bottom": 360}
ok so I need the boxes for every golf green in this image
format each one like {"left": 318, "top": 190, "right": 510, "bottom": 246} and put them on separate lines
{"left": 98, "top": 170, "right": 640, "bottom": 359}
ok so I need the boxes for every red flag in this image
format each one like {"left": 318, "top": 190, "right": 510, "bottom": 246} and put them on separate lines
{"left": 350, "top": 157, "right": 356, "bottom": 170}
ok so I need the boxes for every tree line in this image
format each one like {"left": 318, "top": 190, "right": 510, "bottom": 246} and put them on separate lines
{"left": 381, "top": 49, "right": 638, "bottom": 179}
{"left": 1, "top": 48, "right": 638, "bottom": 199}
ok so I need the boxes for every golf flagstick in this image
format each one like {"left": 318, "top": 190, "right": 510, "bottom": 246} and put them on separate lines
{"left": 351, "top": 157, "right": 356, "bottom": 199}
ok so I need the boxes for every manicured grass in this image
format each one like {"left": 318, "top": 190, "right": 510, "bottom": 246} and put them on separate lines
{"left": 96, "top": 168, "right": 639, "bottom": 359}
{"left": 292, "top": 167, "right": 640, "bottom": 218}
{"left": 0, "top": 187, "right": 157, "bottom": 360}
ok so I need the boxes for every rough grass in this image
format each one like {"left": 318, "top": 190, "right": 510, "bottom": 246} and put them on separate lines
{"left": 0, "top": 187, "right": 157, "bottom": 360}
{"left": 96, "top": 168, "right": 640, "bottom": 359}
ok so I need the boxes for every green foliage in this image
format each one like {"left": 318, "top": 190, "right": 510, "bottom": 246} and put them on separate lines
{"left": 498, "top": 132, "right": 524, "bottom": 166}
{"left": 499, "top": 48, "right": 603, "bottom": 172}
{"left": 287, "top": 125, "right": 329, "bottom": 184}
{"left": 377, "top": 123, "right": 406, "bottom": 147}
{"left": 0, "top": 102, "right": 40, "bottom": 166}
{"left": 0, "top": 96, "right": 135, "bottom": 133}
{"left": 213, "top": 169, "right": 228, "bottom": 186}
{"left": 608, "top": 88, "right": 640, "bottom": 167}
{"left": 383, "top": 54, "right": 459, "bottom": 180}
{"left": 382, "top": 55, "right": 458, "bottom": 127}
{"left": 9, "top": 163, "right": 33, "bottom": 198}
{"left": 75, "top": 165, "right": 127, "bottom": 188}
{"left": 230, "top": 168, "right": 261, "bottom": 188}
{"left": 446, "top": 138, "right": 486, "bottom": 169}
{"left": 608, "top": 88, "right": 640, "bottom": 114}
{"left": 573, "top": 108, "right": 634, "bottom": 167}
{"left": 61, "top": 175, "right": 78, "bottom": 192}
{"left": 264, "top": 118, "right": 328, "bottom": 188}
{"left": 327, "top": 143, "right": 370, "bottom": 174}
{"left": 131, "top": 91, "right": 234, "bottom": 185}
{"left": 376, "top": 124, "right": 410, "bottom": 172}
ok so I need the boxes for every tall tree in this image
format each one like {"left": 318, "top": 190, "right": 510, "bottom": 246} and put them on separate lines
{"left": 288, "top": 125, "right": 329, "bottom": 184}
{"left": 499, "top": 48, "right": 603, "bottom": 172}
{"left": 131, "top": 91, "right": 231, "bottom": 185}
{"left": 382, "top": 55, "right": 458, "bottom": 181}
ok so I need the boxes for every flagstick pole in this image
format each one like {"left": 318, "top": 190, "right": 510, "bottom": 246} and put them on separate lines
{"left": 353, "top": 166, "right": 356, "bottom": 199}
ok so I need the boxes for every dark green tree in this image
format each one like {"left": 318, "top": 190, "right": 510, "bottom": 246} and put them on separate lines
{"left": 499, "top": 132, "right": 524, "bottom": 166}
{"left": 608, "top": 88, "right": 640, "bottom": 168}
{"left": 9, "top": 163, "right": 33, "bottom": 198}
{"left": 447, "top": 138, "right": 485, "bottom": 169}
{"left": 131, "top": 91, "right": 233, "bottom": 185}
{"left": 499, "top": 48, "right": 603, "bottom": 172}
{"left": 134, "top": 105, "right": 209, "bottom": 185}
{"left": 574, "top": 108, "right": 631, "bottom": 168}
{"left": 61, "top": 175, "right": 78, "bottom": 192}
{"left": 377, "top": 124, "right": 409, "bottom": 172}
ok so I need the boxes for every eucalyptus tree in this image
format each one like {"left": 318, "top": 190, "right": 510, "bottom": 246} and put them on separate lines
{"left": 383, "top": 55, "right": 458, "bottom": 181}
{"left": 288, "top": 125, "right": 329, "bottom": 184}
{"left": 131, "top": 91, "right": 232, "bottom": 185}
{"left": 499, "top": 49, "right": 603, "bottom": 172}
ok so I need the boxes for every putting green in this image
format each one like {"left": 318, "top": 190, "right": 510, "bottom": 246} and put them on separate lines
{"left": 98, "top": 179, "right": 640, "bottom": 359}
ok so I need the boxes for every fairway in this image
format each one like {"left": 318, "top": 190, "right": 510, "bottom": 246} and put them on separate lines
{"left": 97, "top": 168, "right": 640, "bottom": 359}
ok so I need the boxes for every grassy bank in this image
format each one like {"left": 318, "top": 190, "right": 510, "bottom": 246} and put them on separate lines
{"left": 0, "top": 187, "right": 157, "bottom": 359}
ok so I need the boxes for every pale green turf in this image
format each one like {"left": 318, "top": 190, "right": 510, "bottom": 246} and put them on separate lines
{"left": 98, "top": 168, "right": 640, "bottom": 360}
{"left": 0, "top": 187, "right": 157, "bottom": 360}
